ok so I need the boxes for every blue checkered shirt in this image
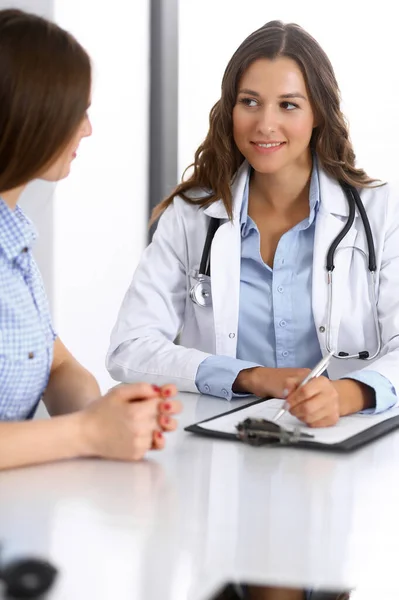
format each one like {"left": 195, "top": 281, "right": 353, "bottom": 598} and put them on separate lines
{"left": 0, "top": 197, "right": 55, "bottom": 420}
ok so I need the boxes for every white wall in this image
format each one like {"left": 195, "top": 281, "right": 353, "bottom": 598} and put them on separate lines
{"left": 52, "top": 1, "right": 150, "bottom": 392}
{"left": 178, "top": 0, "right": 399, "bottom": 185}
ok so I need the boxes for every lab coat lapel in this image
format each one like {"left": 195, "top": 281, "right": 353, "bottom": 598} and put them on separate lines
{"left": 210, "top": 219, "right": 241, "bottom": 356}
{"left": 313, "top": 171, "right": 358, "bottom": 353}
{"left": 206, "top": 162, "right": 250, "bottom": 357}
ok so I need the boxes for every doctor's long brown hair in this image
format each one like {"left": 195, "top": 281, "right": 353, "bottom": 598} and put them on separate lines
{"left": 0, "top": 9, "right": 91, "bottom": 193}
{"left": 152, "top": 20, "right": 377, "bottom": 223}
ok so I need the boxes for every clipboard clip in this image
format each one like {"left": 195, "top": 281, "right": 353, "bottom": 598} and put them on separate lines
{"left": 236, "top": 418, "right": 315, "bottom": 446}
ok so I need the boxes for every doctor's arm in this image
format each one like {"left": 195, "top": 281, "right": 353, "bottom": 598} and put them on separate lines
{"left": 107, "top": 204, "right": 212, "bottom": 391}
{"left": 339, "top": 370, "right": 396, "bottom": 414}
{"left": 284, "top": 187, "right": 399, "bottom": 426}
{"left": 231, "top": 359, "right": 393, "bottom": 428}
{"left": 335, "top": 185, "right": 399, "bottom": 412}
{"left": 197, "top": 355, "right": 311, "bottom": 399}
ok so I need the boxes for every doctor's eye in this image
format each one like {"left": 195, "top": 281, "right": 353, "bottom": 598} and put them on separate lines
{"left": 280, "top": 101, "right": 298, "bottom": 110}
{"left": 238, "top": 97, "right": 258, "bottom": 108}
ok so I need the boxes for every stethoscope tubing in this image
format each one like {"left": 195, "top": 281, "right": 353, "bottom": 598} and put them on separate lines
{"left": 190, "top": 181, "right": 383, "bottom": 360}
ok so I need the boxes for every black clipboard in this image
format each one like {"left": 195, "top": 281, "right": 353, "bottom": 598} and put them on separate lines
{"left": 184, "top": 398, "right": 399, "bottom": 452}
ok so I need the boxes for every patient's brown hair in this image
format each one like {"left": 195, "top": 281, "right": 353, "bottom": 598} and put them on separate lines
{"left": 0, "top": 9, "right": 91, "bottom": 193}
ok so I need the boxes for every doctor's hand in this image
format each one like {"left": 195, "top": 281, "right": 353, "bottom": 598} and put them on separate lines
{"left": 78, "top": 383, "right": 182, "bottom": 461}
{"left": 233, "top": 367, "right": 311, "bottom": 399}
{"left": 283, "top": 376, "right": 375, "bottom": 427}
{"left": 284, "top": 375, "right": 340, "bottom": 427}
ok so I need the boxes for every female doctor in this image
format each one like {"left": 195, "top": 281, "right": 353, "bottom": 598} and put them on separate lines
{"left": 107, "top": 20, "right": 399, "bottom": 428}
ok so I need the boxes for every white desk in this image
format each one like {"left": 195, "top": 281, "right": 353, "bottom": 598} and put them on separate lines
{"left": 1, "top": 392, "right": 399, "bottom": 600}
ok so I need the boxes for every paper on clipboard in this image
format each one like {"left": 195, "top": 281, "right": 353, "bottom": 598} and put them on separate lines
{"left": 197, "top": 398, "right": 399, "bottom": 445}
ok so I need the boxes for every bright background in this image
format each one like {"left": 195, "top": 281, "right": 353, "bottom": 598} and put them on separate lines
{"left": 178, "top": 1, "right": 399, "bottom": 184}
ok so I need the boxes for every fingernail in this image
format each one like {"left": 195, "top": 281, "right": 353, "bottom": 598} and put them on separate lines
{"left": 162, "top": 402, "right": 172, "bottom": 411}
{"left": 282, "top": 389, "right": 289, "bottom": 398}
{"left": 156, "top": 431, "right": 163, "bottom": 439}
{"left": 162, "top": 389, "right": 172, "bottom": 397}
{"left": 152, "top": 385, "right": 161, "bottom": 392}
{"left": 163, "top": 416, "right": 170, "bottom": 425}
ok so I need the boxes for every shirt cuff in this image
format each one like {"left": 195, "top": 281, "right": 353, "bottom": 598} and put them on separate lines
{"left": 195, "top": 355, "right": 262, "bottom": 400}
{"left": 341, "top": 369, "right": 397, "bottom": 414}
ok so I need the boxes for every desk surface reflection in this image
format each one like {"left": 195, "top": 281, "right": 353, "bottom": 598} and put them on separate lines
{"left": 1, "top": 392, "right": 399, "bottom": 600}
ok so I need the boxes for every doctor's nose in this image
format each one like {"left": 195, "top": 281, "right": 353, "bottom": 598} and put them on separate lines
{"left": 255, "top": 106, "right": 280, "bottom": 135}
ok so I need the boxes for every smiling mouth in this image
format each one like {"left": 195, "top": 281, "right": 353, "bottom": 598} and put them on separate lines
{"left": 252, "top": 142, "right": 285, "bottom": 148}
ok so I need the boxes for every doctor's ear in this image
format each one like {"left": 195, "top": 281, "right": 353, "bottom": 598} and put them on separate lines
{"left": 312, "top": 115, "right": 321, "bottom": 130}
{"left": 312, "top": 108, "right": 323, "bottom": 130}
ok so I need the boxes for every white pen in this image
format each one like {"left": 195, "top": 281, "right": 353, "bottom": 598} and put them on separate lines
{"left": 273, "top": 350, "right": 335, "bottom": 422}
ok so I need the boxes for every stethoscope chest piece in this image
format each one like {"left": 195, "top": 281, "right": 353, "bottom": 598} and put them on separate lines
{"left": 189, "top": 274, "right": 212, "bottom": 307}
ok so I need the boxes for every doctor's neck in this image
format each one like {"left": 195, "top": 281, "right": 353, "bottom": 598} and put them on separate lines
{"left": 1, "top": 184, "right": 27, "bottom": 210}
{"left": 250, "top": 152, "right": 313, "bottom": 213}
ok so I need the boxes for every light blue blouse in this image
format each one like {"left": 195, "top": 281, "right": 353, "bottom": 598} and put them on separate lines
{"left": 195, "top": 162, "right": 396, "bottom": 413}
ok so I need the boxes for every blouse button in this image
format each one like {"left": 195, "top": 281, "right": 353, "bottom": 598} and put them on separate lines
{"left": 319, "top": 326, "right": 326, "bottom": 333}
{"left": 28, "top": 351, "right": 34, "bottom": 359}
{"left": 229, "top": 333, "right": 235, "bottom": 339}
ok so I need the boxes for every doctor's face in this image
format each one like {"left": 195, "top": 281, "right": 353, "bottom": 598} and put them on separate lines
{"left": 232, "top": 57, "right": 316, "bottom": 175}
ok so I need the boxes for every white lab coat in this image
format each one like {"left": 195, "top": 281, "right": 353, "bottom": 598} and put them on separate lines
{"left": 107, "top": 161, "right": 399, "bottom": 395}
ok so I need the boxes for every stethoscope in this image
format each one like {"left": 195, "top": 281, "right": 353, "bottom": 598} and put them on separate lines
{"left": 189, "top": 181, "right": 382, "bottom": 361}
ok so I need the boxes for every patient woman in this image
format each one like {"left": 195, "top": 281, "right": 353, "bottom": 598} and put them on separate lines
{"left": 0, "top": 8, "right": 180, "bottom": 471}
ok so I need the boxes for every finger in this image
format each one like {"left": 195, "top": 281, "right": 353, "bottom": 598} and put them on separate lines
{"left": 283, "top": 377, "right": 301, "bottom": 398}
{"left": 158, "top": 399, "right": 182, "bottom": 415}
{"left": 128, "top": 397, "right": 160, "bottom": 419}
{"left": 289, "top": 395, "right": 325, "bottom": 422}
{"left": 158, "top": 414, "right": 178, "bottom": 432}
{"left": 300, "top": 409, "right": 339, "bottom": 427}
{"left": 159, "top": 384, "right": 178, "bottom": 399}
{"left": 129, "top": 433, "right": 154, "bottom": 460}
{"left": 302, "top": 399, "right": 340, "bottom": 426}
{"left": 308, "top": 415, "right": 339, "bottom": 428}
{"left": 288, "top": 377, "right": 334, "bottom": 410}
{"left": 152, "top": 430, "right": 165, "bottom": 450}
{"left": 287, "top": 379, "right": 325, "bottom": 409}
{"left": 291, "top": 398, "right": 339, "bottom": 427}
{"left": 126, "top": 407, "right": 159, "bottom": 436}
{"left": 290, "top": 396, "right": 327, "bottom": 422}
{"left": 112, "top": 383, "right": 162, "bottom": 403}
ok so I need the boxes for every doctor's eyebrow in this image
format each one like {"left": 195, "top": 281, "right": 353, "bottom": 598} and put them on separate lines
{"left": 237, "top": 89, "right": 307, "bottom": 100}
{"left": 279, "top": 92, "right": 307, "bottom": 100}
